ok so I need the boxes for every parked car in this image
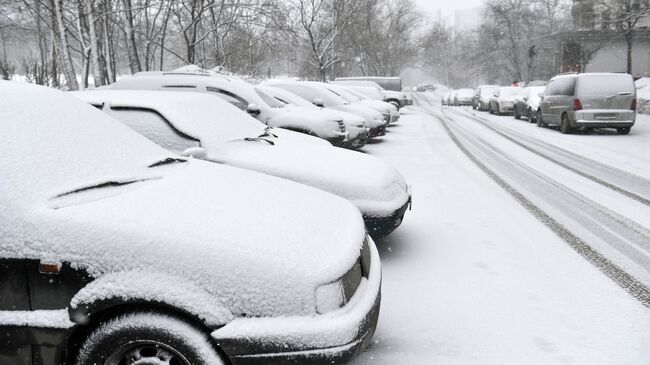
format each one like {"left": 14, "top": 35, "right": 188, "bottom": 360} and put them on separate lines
{"left": 72, "top": 89, "right": 411, "bottom": 237}
{"left": 335, "top": 84, "right": 385, "bottom": 102}
{"left": 0, "top": 81, "right": 381, "bottom": 365}
{"left": 331, "top": 79, "right": 412, "bottom": 108}
{"left": 538, "top": 73, "right": 637, "bottom": 134}
{"left": 489, "top": 86, "right": 523, "bottom": 115}
{"left": 108, "top": 72, "right": 349, "bottom": 147}
{"left": 324, "top": 83, "right": 399, "bottom": 124}
{"left": 259, "top": 85, "right": 370, "bottom": 149}
{"left": 454, "top": 89, "right": 475, "bottom": 106}
{"left": 513, "top": 86, "right": 546, "bottom": 123}
{"left": 473, "top": 85, "right": 499, "bottom": 110}
{"left": 268, "top": 81, "right": 388, "bottom": 137}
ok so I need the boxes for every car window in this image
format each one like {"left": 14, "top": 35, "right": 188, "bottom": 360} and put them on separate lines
{"left": 254, "top": 88, "right": 285, "bottom": 108}
{"left": 206, "top": 86, "right": 249, "bottom": 110}
{"left": 547, "top": 77, "right": 576, "bottom": 96}
{"left": 109, "top": 107, "right": 200, "bottom": 154}
{"left": 576, "top": 74, "right": 634, "bottom": 96}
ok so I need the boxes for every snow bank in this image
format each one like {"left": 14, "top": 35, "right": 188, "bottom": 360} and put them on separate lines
{"left": 636, "top": 78, "right": 650, "bottom": 115}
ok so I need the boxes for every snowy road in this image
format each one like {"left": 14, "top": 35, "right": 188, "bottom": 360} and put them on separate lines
{"left": 352, "top": 94, "right": 650, "bottom": 364}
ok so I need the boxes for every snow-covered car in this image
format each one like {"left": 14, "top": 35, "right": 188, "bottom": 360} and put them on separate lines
{"left": 489, "top": 86, "right": 524, "bottom": 115}
{"left": 454, "top": 88, "right": 475, "bottom": 106}
{"left": 331, "top": 79, "right": 412, "bottom": 108}
{"left": 259, "top": 85, "right": 370, "bottom": 149}
{"left": 268, "top": 81, "right": 388, "bottom": 138}
{"left": 513, "top": 85, "right": 546, "bottom": 122}
{"left": 72, "top": 89, "right": 411, "bottom": 238}
{"left": 325, "top": 83, "right": 400, "bottom": 124}
{"left": 1, "top": 81, "right": 381, "bottom": 365}
{"left": 473, "top": 85, "right": 499, "bottom": 111}
{"left": 108, "top": 72, "right": 349, "bottom": 147}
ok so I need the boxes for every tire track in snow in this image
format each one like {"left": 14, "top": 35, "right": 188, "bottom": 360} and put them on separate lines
{"left": 447, "top": 107, "right": 650, "bottom": 207}
{"left": 410, "top": 94, "right": 650, "bottom": 308}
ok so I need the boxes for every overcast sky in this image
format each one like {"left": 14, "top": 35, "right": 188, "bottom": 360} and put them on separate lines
{"left": 412, "top": 0, "right": 485, "bottom": 23}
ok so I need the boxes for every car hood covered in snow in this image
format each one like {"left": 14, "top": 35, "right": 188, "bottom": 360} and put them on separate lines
{"left": 1, "top": 81, "right": 366, "bottom": 319}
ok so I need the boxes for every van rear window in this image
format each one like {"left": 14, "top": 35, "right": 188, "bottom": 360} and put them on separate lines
{"left": 577, "top": 75, "right": 634, "bottom": 96}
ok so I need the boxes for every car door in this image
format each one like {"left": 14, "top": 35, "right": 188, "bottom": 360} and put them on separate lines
{"left": 540, "top": 81, "right": 556, "bottom": 123}
{"left": 0, "top": 258, "right": 32, "bottom": 365}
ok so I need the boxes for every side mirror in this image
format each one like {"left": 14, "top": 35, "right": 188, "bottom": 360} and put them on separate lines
{"left": 313, "top": 98, "right": 325, "bottom": 107}
{"left": 523, "top": 97, "right": 528, "bottom": 101}
{"left": 181, "top": 147, "right": 208, "bottom": 160}
{"left": 247, "top": 103, "right": 261, "bottom": 116}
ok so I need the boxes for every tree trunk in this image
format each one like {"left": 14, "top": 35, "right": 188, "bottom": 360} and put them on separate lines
{"left": 52, "top": 0, "right": 79, "bottom": 90}
{"left": 122, "top": 0, "right": 142, "bottom": 73}
{"left": 625, "top": 32, "right": 633, "bottom": 75}
{"left": 86, "top": 0, "right": 104, "bottom": 86}
{"left": 103, "top": 0, "right": 116, "bottom": 83}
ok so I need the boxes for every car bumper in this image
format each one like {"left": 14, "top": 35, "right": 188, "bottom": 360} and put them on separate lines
{"left": 211, "top": 239, "right": 382, "bottom": 365}
{"left": 364, "top": 196, "right": 411, "bottom": 238}
{"left": 368, "top": 124, "right": 386, "bottom": 137}
{"left": 326, "top": 132, "right": 349, "bottom": 147}
{"left": 573, "top": 110, "right": 636, "bottom": 128}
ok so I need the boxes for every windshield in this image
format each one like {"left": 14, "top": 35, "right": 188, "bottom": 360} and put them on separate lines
{"left": 254, "top": 88, "right": 285, "bottom": 108}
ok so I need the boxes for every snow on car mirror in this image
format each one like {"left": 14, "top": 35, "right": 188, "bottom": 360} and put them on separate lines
{"left": 181, "top": 147, "right": 208, "bottom": 160}
{"left": 313, "top": 98, "right": 325, "bottom": 107}
{"left": 247, "top": 103, "right": 261, "bottom": 116}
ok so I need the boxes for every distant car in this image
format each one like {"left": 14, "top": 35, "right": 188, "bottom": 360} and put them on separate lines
{"left": 513, "top": 86, "right": 546, "bottom": 123}
{"left": 489, "top": 86, "right": 523, "bottom": 115}
{"left": 538, "top": 73, "right": 637, "bottom": 134}
{"left": 1, "top": 81, "right": 381, "bottom": 365}
{"left": 473, "top": 85, "right": 499, "bottom": 110}
{"left": 108, "top": 72, "right": 349, "bottom": 147}
{"left": 324, "top": 83, "right": 399, "bottom": 124}
{"left": 259, "top": 85, "right": 369, "bottom": 149}
{"left": 331, "top": 79, "right": 412, "bottom": 108}
{"left": 268, "top": 81, "right": 388, "bottom": 138}
{"left": 454, "top": 89, "right": 475, "bottom": 106}
{"left": 72, "top": 89, "right": 411, "bottom": 237}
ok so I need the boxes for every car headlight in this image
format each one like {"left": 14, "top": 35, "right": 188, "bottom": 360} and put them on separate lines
{"left": 315, "top": 237, "right": 369, "bottom": 314}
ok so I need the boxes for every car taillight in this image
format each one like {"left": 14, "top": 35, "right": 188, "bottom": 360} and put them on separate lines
{"left": 631, "top": 98, "right": 637, "bottom": 111}
{"left": 573, "top": 98, "right": 583, "bottom": 111}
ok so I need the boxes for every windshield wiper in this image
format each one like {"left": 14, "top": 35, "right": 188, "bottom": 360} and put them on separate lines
{"left": 55, "top": 180, "right": 150, "bottom": 198}
{"left": 244, "top": 137, "right": 275, "bottom": 145}
{"left": 258, "top": 126, "right": 278, "bottom": 138}
{"left": 148, "top": 157, "right": 187, "bottom": 168}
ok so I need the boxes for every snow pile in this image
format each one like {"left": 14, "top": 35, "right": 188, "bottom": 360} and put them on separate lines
{"left": 1, "top": 81, "right": 367, "bottom": 321}
{"left": 635, "top": 78, "right": 650, "bottom": 114}
{"left": 0, "top": 310, "right": 74, "bottom": 328}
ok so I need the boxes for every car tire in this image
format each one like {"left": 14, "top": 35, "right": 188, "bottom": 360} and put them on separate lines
{"left": 617, "top": 127, "right": 631, "bottom": 135}
{"left": 496, "top": 104, "right": 501, "bottom": 116}
{"left": 527, "top": 107, "right": 535, "bottom": 123}
{"left": 76, "top": 312, "right": 225, "bottom": 365}
{"left": 514, "top": 108, "right": 521, "bottom": 119}
{"left": 560, "top": 114, "right": 571, "bottom": 134}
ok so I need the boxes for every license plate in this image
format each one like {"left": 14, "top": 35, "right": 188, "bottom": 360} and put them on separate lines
{"left": 595, "top": 113, "right": 617, "bottom": 120}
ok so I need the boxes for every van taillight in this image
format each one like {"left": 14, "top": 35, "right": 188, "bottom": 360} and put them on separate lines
{"left": 631, "top": 98, "right": 637, "bottom": 111}
{"left": 573, "top": 99, "right": 583, "bottom": 111}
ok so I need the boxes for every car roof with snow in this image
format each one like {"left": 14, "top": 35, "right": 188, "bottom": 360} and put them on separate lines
{"left": 71, "top": 90, "right": 267, "bottom": 147}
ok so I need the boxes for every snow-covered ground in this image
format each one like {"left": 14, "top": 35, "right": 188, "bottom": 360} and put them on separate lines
{"left": 352, "top": 97, "right": 650, "bottom": 364}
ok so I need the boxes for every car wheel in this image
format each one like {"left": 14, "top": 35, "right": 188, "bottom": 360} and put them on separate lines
{"left": 514, "top": 108, "right": 521, "bottom": 120}
{"left": 560, "top": 114, "right": 571, "bottom": 134}
{"left": 617, "top": 127, "right": 631, "bottom": 135}
{"left": 527, "top": 107, "right": 535, "bottom": 123}
{"left": 496, "top": 104, "right": 501, "bottom": 116}
{"left": 76, "top": 312, "right": 224, "bottom": 365}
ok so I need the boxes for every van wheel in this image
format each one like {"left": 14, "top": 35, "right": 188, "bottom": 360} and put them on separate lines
{"left": 76, "top": 312, "right": 225, "bottom": 365}
{"left": 617, "top": 127, "right": 631, "bottom": 135}
{"left": 560, "top": 114, "right": 571, "bottom": 134}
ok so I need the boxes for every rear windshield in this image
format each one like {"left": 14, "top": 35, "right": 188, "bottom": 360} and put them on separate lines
{"left": 576, "top": 74, "right": 634, "bottom": 96}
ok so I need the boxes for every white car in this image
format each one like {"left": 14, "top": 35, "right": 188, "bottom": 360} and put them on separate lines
{"left": 259, "top": 85, "right": 370, "bottom": 149}
{"left": 108, "top": 72, "right": 349, "bottom": 147}
{"left": 325, "top": 83, "right": 400, "bottom": 124}
{"left": 268, "top": 81, "right": 388, "bottom": 138}
{"left": 454, "top": 88, "right": 475, "bottom": 106}
{"left": 1, "top": 81, "right": 380, "bottom": 365}
{"left": 489, "top": 86, "right": 525, "bottom": 115}
{"left": 331, "top": 80, "right": 412, "bottom": 108}
{"left": 72, "top": 89, "right": 412, "bottom": 238}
